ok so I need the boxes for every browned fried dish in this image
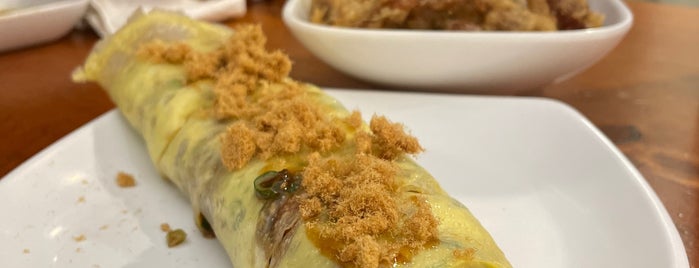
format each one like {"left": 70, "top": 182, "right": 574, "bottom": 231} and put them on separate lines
{"left": 311, "top": 0, "right": 604, "bottom": 31}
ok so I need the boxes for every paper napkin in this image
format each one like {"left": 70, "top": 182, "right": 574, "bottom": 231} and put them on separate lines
{"left": 85, "top": 0, "right": 246, "bottom": 36}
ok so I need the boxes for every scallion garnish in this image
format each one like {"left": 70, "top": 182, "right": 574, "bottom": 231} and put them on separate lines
{"left": 253, "top": 169, "right": 302, "bottom": 200}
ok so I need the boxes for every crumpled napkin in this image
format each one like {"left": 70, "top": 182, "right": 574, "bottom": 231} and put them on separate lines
{"left": 85, "top": 0, "right": 246, "bottom": 37}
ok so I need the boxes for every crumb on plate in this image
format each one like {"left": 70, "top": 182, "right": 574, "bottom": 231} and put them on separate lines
{"left": 116, "top": 172, "right": 136, "bottom": 187}
{"left": 73, "top": 234, "right": 86, "bottom": 242}
{"left": 166, "top": 229, "right": 187, "bottom": 248}
{"left": 160, "top": 223, "right": 171, "bottom": 232}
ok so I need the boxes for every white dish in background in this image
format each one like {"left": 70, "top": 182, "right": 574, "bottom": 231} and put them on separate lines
{"left": 283, "top": 0, "right": 633, "bottom": 92}
{"left": 0, "top": 0, "right": 88, "bottom": 53}
{"left": 0, "top": 89, "right": 688, "bottom": 267}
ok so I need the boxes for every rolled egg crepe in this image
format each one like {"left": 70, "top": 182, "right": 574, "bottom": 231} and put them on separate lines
{"left": 74, "top": 11, "right": 511, "bottom": 268}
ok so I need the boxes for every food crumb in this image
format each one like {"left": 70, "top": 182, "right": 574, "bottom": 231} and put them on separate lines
{"left": 81, "top": 179, "right": 88, "bottom": 185}
{"left": 160, "top": 223, "right": 171, "bottom": 232}
{"left": 116, "top": 172, "right": 136, "bottom": 187}
{"left": 22, "top": 248, "right": 30, "bottom": 254}
{"left": 75, "top": 247, "right": 82, "bottom": 253}
{"left": 166, "top": 229, "right": 187, "bottom": 248}
{"left": 73, "top": 234, "right": 86, "bottom": 242}
{"left": 77, "top": 196, "right": 85, "bottom": 203}
{"left": 453, "top": 248, "right": 476, "bottom": 260}
{"left": 99, "top": 225, "right": 109, "bottom": 231}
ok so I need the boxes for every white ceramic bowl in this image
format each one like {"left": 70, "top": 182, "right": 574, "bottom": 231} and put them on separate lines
{"left": 0, "top": 0, "right": 89, "bottom": 53}
{"left": 283, "top": 0, "right": 633, "bottom": 92}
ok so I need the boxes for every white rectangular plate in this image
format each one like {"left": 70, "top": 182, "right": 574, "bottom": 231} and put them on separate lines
{"left": 0, "top": 89, "right": 689, "bottom": 267}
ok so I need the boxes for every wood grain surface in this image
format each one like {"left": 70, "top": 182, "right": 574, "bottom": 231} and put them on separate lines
{"left": 0, "top": 0, "right": 696, "bottom": 265}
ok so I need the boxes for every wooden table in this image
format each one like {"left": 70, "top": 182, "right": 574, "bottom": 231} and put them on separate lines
{"left": 0, "top": 0, "right": 696, "bottom": 265}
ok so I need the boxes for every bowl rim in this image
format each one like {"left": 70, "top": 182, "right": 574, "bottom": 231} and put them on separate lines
{"left": 0, "top": 0, "right": 88, "bottom": 22}
{"left": 282, "top": 0, "right": 634, "bottom": 39}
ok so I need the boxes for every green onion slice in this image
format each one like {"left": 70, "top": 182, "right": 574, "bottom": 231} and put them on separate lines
{"left": 253, "top": 169, "right": 303, "bottom": 200}
{"left": 254, "top": 171, "right": 281, "bottom": 199}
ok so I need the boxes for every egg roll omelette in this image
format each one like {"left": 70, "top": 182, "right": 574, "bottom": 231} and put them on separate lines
{"left": 73, "top": 11, "right": 511, "bottom": 268}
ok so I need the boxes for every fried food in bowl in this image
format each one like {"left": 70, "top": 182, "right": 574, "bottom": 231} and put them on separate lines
{"left": 283, "top": 0, "right": 633, "bottom": 92}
